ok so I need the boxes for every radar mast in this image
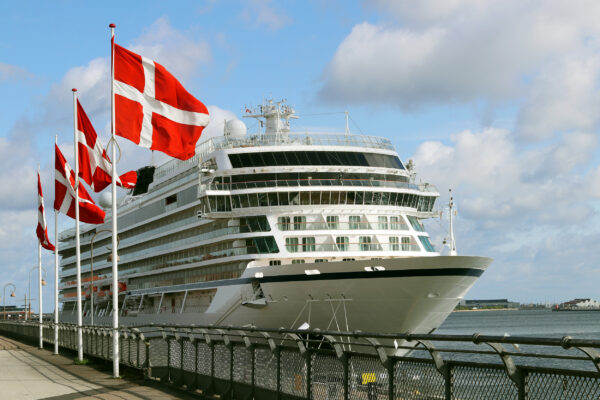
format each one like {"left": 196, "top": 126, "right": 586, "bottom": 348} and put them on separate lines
{"left": 243, "top": 99, "right": 298, "bottom": 140}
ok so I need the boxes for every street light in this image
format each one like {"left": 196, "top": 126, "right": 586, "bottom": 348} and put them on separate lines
{"left": 3, "top": 283, "right": 16, "bottom": 320}
{"left": 28, "top": 266, "right": 47, "bottom": 320}
{"left": 89, "top": 229, "right": 118, "bottom": 326}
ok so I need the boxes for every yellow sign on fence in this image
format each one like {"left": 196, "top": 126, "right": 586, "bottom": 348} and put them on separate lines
{"left": 362, "top": 372, "right": 376, "bottom": 385}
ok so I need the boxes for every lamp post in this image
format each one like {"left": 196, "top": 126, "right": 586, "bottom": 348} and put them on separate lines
{"left": 89, "top": 229, "right": 118, "bottom": 326}
{"left": 28, "top": 266, "right": 47, "bottom": 320}
{"left": 3, "top": 283, "right": 16, "bottom": 320}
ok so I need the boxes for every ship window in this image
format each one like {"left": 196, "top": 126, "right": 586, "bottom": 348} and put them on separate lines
{"left": 215, "top": 191, "right": 430, "bottom": 211}
{"left": 294, "top": 151, "right": 308, "bottom": 164}
{"left": 390, "top": 236, "right": 399, "bottom": 251}
{"left": 278, "top": 216, "right": 291, "bottom": 231}
{"left": 248, "top": 193, "right": 259, "bottom": 207}
{"left": 291, "top": 259, "right": 305, "bottom": 264}
{"left": 349, "top": 216, "right": 361, "bottom": 230}
{"left": 286, "top": 152, "right": 300, "bottom": 164}
{"left": 326, "top": 216, "right": 339, "bottom": 229}
{"left": 241, "top": 216, "right": 271, "bottom": 232}
{"left": 262, "top": 152, "right": 276, "bottom": 165}
{"left": 286, "top": 237, "right": 299, "bottom": 253}
{"left": 302, "top": 237, "right": 316, "bottom": 252}
{"left": 390, "top": 216, "right": 401, "bottom": 230}
{"left": 378, "top": 216, "right": 388, "bottom": 230}
{"left": 419, "top": 236, "right": 435, "bottom": 252}
{"left": 336, "top": 236, "right": 349, "bottom": 251}
{"left": 228, "top": 151, "right": 405, "bottom": 169}
{"left": 401, "top": 236, "right": 412, "bottom": 251}
{"left": 249, "top": 152, "right": 264, "bottom": 167}
{"left": 289, "top": 192, "right": 300, "bottom": 205}
{"left": 269, "top": 260, "right": 281, "bottom": 266}
{"left": 355, "top": 191, "right": 364, "bottom": 204}
{"left": 274, "top": 152, "right": 287, "bottom": 165}
{"left": 315, "top": 259, "right": 328, "bottom": 263}
{"left": 268, "top": 192, "right": 278, "bottom": 206}
{"left": 239, "top": 153, "right": 251, "bottom": 168}
{"left": 165, "top": 194, "right": 177, "bottom": 205}
{"left": 293, "top": 216, "right": 306, "bottom": 230}
{"left": 359, "top": 236, "right": 372, "bottom": 251}
{"left": 251, "top": 236, "right": 279, "bottom": 253}
{"left": 407, "top": 216, "right": 425, "bottom": 232}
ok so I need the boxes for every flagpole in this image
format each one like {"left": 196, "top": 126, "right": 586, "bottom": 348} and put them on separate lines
{"left": 38, "top": 166, "right": 43, "bottom": 349}
{"left": 54, "top": 136, "right": 59, "bottom": 355}
{"left": 72, "top": 88, "right": 83, "bottom": 361}
{"left": 109, "top": 23, "right": 120, "bottom": 378}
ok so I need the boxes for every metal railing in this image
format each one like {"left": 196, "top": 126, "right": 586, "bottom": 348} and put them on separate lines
{"left": 1, "top": 321, "right": 599, "bottom": 399}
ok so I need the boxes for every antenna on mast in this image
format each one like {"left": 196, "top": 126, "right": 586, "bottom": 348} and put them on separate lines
{"left": 448, "top": 189, "right": 457, "bottom": 256}
{"left": 345, "top": 110, "right": 349, "bottom": 136}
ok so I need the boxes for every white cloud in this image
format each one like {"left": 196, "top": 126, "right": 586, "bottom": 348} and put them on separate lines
{"left": 414, "top": 126, "right": 600, "bottom": 301}
{"left": 413, "top": 127, "right": 598, "bottom": 227}
{"left": 240, "top": 0, "right": 292, "bottom": 31}
{"left": 321, "top": 1, "right": 600, "bottom": 139}
{"left": 0, "top": 62, "right": 31, "bottom": 82}
{"left": 516, "top": 56, "right": 600, "bottom": 140}
{"left": 130, "top": 17, "right": 212, "bottom": 82}
{"left": 0, "top": 136, "right": 37, "bottom": 210}
{"left": 368, "top": 0, "right": 487, "bottom": 27}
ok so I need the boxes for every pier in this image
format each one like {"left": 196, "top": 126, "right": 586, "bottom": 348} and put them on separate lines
{"left": 0, "top": 332, "right": 198, "bottom": 399}
{"left": 1, "top": 321, "right": 599, "bottom": 399}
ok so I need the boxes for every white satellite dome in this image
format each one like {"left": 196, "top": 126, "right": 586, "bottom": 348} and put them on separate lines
{"left": 224, "top": 119, "right": 247, "bottom": 137}
{"left": 99, "top": 191, "right": 112, "bottom": 209}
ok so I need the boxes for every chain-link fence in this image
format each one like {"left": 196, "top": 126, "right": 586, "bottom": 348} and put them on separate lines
{"left": 1, "top": 321, "right": 599, "bottom": 399}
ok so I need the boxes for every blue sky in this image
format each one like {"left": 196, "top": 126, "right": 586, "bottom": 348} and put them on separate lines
{"left": 1, "top": 0, "right": 600, "bottom": 313}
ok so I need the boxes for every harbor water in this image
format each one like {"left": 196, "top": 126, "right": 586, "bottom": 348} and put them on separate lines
{"left": 422, "top": 309, "right": 600, "bottom": 370}
{"left": 438, "top": 309, "right": 600, "bottom": 338}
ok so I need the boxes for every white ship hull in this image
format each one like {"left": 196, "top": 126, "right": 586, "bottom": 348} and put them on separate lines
{"left": 62, "top": 256, "right": 490, "bottom": 343}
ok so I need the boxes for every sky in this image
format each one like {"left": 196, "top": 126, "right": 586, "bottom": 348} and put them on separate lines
{"left": 1, "top": 0, "right": 600, "bottom": 313}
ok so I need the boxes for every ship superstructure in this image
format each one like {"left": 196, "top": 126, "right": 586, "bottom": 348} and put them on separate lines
{"left": 58, "top": 100, "right": 491, "bottom": 344}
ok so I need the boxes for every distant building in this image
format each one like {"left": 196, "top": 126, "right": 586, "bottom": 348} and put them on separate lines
{"left": 557, "top": 298, "right": 600, "bottom": 310}
{"left": 0, "top": 305, "right": 28, "bottom": 320}
{"left": 457, "top": 299, "right": 520, "bottom": 309}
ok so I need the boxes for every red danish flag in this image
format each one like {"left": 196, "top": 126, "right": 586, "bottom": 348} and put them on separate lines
{"left": 54, "top": 144, "right": 105, "bottom": 225}
{"left": 36, "top": 172, "right": 55, "bottom": 251}
{"left": 77, "top": 100, "right": 137, "bottom": 192}
{"left": 113, "top": 43, "right": 210, "bottom": 160}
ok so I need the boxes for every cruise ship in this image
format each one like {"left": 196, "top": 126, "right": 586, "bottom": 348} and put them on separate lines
{"left": 58, "top": 100, "right": 492, "bottom": 344}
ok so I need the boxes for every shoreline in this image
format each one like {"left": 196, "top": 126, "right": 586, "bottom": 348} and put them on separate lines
{"left": 453, "top": 308, "right": 520, "bottom": 312}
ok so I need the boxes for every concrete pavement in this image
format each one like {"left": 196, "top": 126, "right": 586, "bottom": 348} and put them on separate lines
{"left": 0, "top": 335, "right": 198, "bottom": 399}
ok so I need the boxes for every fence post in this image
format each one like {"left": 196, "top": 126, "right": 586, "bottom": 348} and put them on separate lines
{"left": 306, "top": 348, "right": 312, "bottom": 400}
{"left": 194, "top": 338, "right": 199, "bottom": 390}
{"left": 180, "top": 336, "right": 185, "bottom": 387}
{"left": 444, "top": 363, "right": 452, "bottom": 400}
{"left": 473, "top": 335, "right": 524, "bottom": 400}
{"left": 145, "top": 339, "right": 151, "bottom": 379}
{"left": 387, "top": 359, "right": 394, "bottom": 400}
{"left": 276, "top": 345, "right": 281, "bottom": 400}
{"left": 517, "top": 369, "right": 527, "bottom": 400}
{"left": 166, "top": 334, "right": 171, "bottom": 383}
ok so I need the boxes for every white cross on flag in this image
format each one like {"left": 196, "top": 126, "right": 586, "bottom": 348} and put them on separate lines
{"left": 36, "top": 172, "right": 55, "bottom": 251}
{"left": 54, "top": 144, "right": 105, "bottom": 225}
{"left": 113, "top": 43, "right": 210, "bottom": 160}
{"left": 77, "top": 99, "right": 137, "bottom": 192}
